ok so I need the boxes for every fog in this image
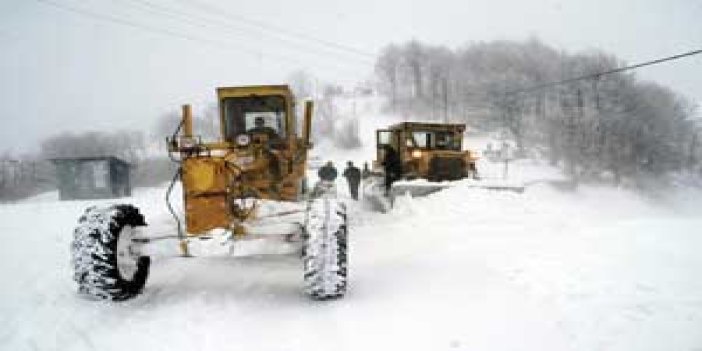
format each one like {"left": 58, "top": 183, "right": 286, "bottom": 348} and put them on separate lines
{"left": 1, "top": 0, "right": 701, "bottom": 153}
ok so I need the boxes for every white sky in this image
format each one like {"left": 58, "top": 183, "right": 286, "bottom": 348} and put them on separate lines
{"left": 1, "top": 0, "right": 701, "bottom": 153}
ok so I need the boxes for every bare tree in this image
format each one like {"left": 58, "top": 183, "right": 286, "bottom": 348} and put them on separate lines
{"left": 374, "top": 39, "right": 700, "bottom": 186}
{"left": 375, "top": 44, "right": 402, "bottom": 112}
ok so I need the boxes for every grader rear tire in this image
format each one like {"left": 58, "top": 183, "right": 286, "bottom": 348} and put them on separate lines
{"left": 71, "top": 204, "right": 150, "bottom": 301}
{"left": 303, "top": 197, "right": 348, "bottom": 300}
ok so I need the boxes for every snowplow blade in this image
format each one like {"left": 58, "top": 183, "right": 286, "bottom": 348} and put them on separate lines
{"left": 391, "top": 178, "right": 525, "bottom": 198}
{"left": 361, "top": 176, "right": 395, "bottom": 213}
{"left": 362, "top": 176, "right": 525, "bottom": 212}
{"left": 390, "top": 182, "right": 450, "bottom": 198}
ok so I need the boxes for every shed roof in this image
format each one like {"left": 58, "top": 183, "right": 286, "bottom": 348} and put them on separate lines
{"left": 49, "top": 156, "right": 131, "bottom": 167}
{"left": 387, "top": 122, "right": 466, "bottom": 132}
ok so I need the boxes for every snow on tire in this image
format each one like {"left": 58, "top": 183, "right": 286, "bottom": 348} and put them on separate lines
{"left": 303, "top": 197, "right": 348, "bottom": 300}
{"left": 71, "top": 204, "right": 150, "bottom": 301}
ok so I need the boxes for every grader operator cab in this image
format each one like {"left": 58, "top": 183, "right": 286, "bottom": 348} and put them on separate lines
{"left": 70, "top": 85, "right": 348, "bottom": 301}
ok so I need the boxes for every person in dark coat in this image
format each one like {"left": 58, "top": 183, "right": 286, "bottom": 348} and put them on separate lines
{"left": 381, "top": 145, "right": 402, "bottom": 195}
{"left": 317, "top": 161, "right": 338, "bottom": 181}
{"left": 362, "top": 162, "right": 371, "bottom": 179}
{"left": 342, "top": 161, "right": 362, "bottom": 200}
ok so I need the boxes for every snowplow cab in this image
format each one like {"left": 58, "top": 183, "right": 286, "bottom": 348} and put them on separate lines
{"left": 374, "top": 122, "right": 478, "bottom": 181}
{"left": 168, "top": 85, "right": 314, "bottom": 234}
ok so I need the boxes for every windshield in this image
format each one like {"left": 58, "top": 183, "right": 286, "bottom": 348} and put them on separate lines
{"left": 222, "top": 95, "right": 286, "bottom": 141}
{"left": 407, "top": 130, "right": 460, "bottom": 150}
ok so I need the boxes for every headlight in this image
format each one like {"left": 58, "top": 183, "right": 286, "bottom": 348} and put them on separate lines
{"left": 236, "top": 134, "right": 250, "bottom": 146}
{"left": 411, "top": 150, "right": 422, "bottom": 158}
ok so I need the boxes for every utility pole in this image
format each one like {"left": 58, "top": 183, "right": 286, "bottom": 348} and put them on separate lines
{"left": 690, "top": 131, "right": 698, "bottom": 168}
{"left": 443, "top": 77, "right": 449, "bottom": 123}
{"left": 352, "top": 89, "right": 357, "bottom": 118}
{"left": 569, "top": 88, "right": 583, "bottom": 185}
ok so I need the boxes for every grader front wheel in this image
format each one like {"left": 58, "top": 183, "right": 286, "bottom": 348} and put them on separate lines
{"left": 303, "top": 195, "right": 348, "bottom": 300}
{"left": 71, "top": 204, "right": 150, "bottom": 301}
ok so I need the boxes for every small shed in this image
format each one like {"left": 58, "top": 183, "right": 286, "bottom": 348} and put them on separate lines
{"left": 50, "top": 156, "right": 132, "bottom": 200}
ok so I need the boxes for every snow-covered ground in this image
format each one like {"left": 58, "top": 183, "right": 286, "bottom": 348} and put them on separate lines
{"left": 1, "top": 96, "right": 701, "bottom": 350}
{"left": 3, "top": 163, "right": 701, "bottom": 351}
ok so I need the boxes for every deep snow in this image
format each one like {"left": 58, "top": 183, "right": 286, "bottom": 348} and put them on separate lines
{"left": 1, "top": 95, "right": 701, "bottom": 350}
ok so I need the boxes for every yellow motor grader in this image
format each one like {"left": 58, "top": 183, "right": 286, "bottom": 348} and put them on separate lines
{"left": 70, "top": 85, "right": 348, "bottom": 301}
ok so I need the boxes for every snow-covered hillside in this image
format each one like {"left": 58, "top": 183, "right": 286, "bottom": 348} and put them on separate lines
{"left": 1, "top": 95, "right": 701, "bottom": 351}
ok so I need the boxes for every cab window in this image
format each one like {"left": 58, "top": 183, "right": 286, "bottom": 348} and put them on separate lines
{"left": 411, "top": 132, "right": 432, "bottom": 148}
{"left": 222, "top": 95, "right": 287, "bottom": 141}
{"left": 377, "top": 130, "right": 392, "bottom": 146}
{"left": 434, "top": 131, "right": 460, "bottom": 150}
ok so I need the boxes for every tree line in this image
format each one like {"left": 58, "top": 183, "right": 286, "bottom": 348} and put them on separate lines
{"left": 375, "top": 39, "right": 700, "bottom": 186}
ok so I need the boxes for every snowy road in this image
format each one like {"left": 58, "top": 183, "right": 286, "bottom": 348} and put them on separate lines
{"left": 1, "top": 170, "right": 702, "bottom": 350}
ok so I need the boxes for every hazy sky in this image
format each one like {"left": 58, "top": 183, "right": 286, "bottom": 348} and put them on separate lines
{"left": 1, "top": 0, "right": 701, "bottom": 153}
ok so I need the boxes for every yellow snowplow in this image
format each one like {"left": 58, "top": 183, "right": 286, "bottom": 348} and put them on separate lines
{"left": 70, "top": 85, "right": 348, "bottom": 301}
{"left": 364, "top": 122, "right": 524, "bottom": 211}
{"left": 373, "top": 122, "right": 478, "bottom": 180}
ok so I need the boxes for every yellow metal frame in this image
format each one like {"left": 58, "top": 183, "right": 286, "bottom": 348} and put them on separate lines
{"left": 172, "top": 85, "right": 311, "bottom": 237}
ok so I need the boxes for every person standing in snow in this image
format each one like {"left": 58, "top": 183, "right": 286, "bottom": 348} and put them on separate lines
{"left": 342, "top": 161, "right": 361, "bottom": 200}
{"left": 381, "top": 145, "right": 402, "bottom": 195}
{"left": 311, "top": 161, "right": 338, "bottom": 198}
{"left": 317, "top": 161, "right": 338, "bottom": 182}
{"left": 362, "top": 162, "right": 371, "bottom": 179}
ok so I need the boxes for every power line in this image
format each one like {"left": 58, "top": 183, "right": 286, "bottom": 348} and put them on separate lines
{"left": 174, "top": 0, "right": 377, "bottom": 59}
{"left": 123, "top": 0, "right": 375, "bottom": 66}
{"left": 505, "top": 48, "right": 702, "bottom": 96}
{"left": 33, "top": 0, "right": 369, "bottom": 75}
